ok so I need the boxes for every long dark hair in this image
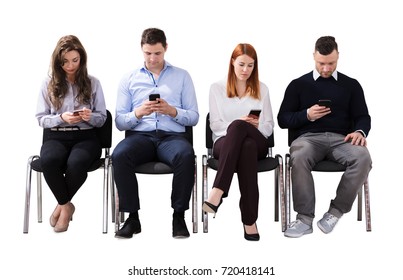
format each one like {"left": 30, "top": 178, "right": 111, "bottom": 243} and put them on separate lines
{"left": 48, "top": 35, "right": 91, "bottom": 110}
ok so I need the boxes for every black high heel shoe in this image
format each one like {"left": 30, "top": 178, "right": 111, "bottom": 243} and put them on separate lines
{"left": 244, "top": 224, "right": 260, "bottom": 241}
{"left": 202, "top": 198, "right": 223, "bottom": 218}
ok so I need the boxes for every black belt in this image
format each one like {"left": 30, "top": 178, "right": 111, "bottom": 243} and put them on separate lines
{"left": 50, "top": 127, "right": 92, "bottom": 131}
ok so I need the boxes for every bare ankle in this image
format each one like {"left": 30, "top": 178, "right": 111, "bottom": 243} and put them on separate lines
{"left": 244, "top": 223, "right": 258, "bottom": 234}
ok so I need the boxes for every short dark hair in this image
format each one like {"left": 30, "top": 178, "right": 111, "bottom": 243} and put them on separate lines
{"left": 141, "top": 28, "right": 167, "bottom": 48}
{"left": 315, "top": 36, "right": 338, "bottom": 55}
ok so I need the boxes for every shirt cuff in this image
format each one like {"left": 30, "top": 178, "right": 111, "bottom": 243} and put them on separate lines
{"left": 355, "top": 130, "right": 366, "bottom": 137}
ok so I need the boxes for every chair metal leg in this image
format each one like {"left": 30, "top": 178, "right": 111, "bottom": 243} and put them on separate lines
{"left": 102, "top": 157, "right": 109, "bottom": 234}
{"left": 202, "top": 155, "right": 208, "bottom": 233}
{"left": 37, "top": 169, "right": 43, "bottom": 224}
{"left": 364, "top": 178, "right": 371, "bottom": 231}
{"left": 113, "top": 177, "right": 120, "bottom": 233}
{"left": 24, "top": 156, "right": 39, "bottom": 233}
{"left": 276, "top": 155, "right": 286, "bottom": 232}
{"left": 109, "top": 163, "right": 115, "bottom": 223}
{"left": 274, "top": 163, "right": 279, "bottom": 223}
{"left": 357, "top": 187, "right": 363, "bottom": 221}
{"left": 23, "top": 167, "right": 32, "bottom": 233}
{"left": 192, "top": 156, "right": 198, "bottom": 233}
{"left": 284, "top": 154, "right": 291, "bottom": 228}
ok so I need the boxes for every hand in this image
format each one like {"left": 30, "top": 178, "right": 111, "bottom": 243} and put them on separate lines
{"left": 61, "top": 107, "right": 90, "bottom": 124}
{"left": 79, "top": 107, "right": 91, "bottom": 122}
{"left": 136, "top": 100, "right": 155, "bottom": 118}
{"left": 135, "top": 98, "right": 177, "bottom": 118}
{"left": 307, "top": 104, "right": 331, "bottom": 121}
{"left": 344, "top": 131, "right": 367, "bottom": 146}
{"left": 240, "top": 115, "right": 259, "bottom": 128}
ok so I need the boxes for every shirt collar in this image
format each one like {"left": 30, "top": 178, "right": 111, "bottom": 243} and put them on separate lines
{"left": 313, "top": 69, "right": 338, "bottom": 81}
{"left": 141, "top": 60, "right": 171, "bottom": 72}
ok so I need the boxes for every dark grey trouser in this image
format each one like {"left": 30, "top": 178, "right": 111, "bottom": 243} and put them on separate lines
{"left": 290, "top": 132, "right": 372, "bottom": 225}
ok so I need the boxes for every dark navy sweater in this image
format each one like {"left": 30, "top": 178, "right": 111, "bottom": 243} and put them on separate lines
{"left": 277, "top": 71, "right": 371, "bottom": 139}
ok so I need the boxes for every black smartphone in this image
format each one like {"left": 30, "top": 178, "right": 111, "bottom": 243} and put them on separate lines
{"left": 318, "top": 99, "right": 332, "bottom": 108}
{"left": 149, "top": 94, "right": 160, "bottom": 101}
{"left": 249, "top": 109, "right": 261, "bottom": 118}
{"left": 72, "top": 109, "right": 84, "bottom": 116}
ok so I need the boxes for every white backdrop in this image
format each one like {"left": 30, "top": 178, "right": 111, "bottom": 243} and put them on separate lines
{"left": 1, "top": 0, "right": 401, "bottom": 279}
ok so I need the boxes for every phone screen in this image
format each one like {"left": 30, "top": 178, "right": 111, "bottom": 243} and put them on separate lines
{"left": 318, "top": 99, "right": 331, "bottom": 108}
{"left": 149, "top": 94, "right": 160, "bottom": 101}
{"left": 249, "top": 109, "right": 261, "bottom": 119}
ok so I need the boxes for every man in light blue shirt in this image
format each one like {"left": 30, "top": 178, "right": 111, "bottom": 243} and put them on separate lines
{"left": 112, "top": 28, "right": 199, "bottom": 239}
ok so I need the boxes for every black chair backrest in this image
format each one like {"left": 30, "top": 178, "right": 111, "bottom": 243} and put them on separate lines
{"left": 205, "top": 113, "right": 274, "bottom": 149}
{"left": 288, "top": 129, "right": 298, "bottom": 147}
{"left": 96, "top": 110, "right": 112, "bottom": 148}
{"left": 185, "top": 126, "right": 193, "bottom": 145}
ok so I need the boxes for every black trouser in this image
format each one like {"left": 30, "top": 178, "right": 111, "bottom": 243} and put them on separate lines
{"left": 40, "top": 129, "right": 101, "bottom": 205}
{"left": 213, "top": 120, "right": 269, "bottom": 225}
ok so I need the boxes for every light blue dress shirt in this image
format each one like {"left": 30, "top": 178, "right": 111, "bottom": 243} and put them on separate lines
{"left": 115, "top": 61, "right": 199, "bottom": 133}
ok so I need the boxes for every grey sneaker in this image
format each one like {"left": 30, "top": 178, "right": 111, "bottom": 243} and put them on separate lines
{"left": 317, "top": 212, "right": 339, "bottom": 234}
{"left": 284, "top": 219, "right": 313, "bottom": 238}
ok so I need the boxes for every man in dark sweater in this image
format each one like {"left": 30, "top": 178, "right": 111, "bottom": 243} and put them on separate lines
{"left": 277, "top": 36, "right": 372, "bottom": 238}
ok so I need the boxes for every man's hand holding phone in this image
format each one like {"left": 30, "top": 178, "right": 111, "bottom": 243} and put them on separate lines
{"left": 137, "top": 94, "right": 161, "bottom": 118}
{"left": 308, "top": 100, "right": 332, "bottom": 121}
{"left": 149, "top": 94, "right": 160, "bottom": 103}
{"left": 148, "top": 93, "right": 160, "bottom": 113}
{"left": 318, "top": 99, "right": 332, "bottom": 108}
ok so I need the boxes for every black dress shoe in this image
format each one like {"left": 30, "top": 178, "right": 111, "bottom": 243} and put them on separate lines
{"left": 115, "top": 217, "right": 141, "bottom": 239}
{"left": 172, "top": 212, "right": 190, "bottom": 238}
{"left": 244, "top": 224, "right": 260, "bottom": 241}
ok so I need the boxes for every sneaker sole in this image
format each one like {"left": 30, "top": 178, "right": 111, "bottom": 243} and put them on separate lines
{"left": 317, "top": 221, "right": 333, "bottom": 234}
{"left": 284, "top": 228, "right": 313, "bottom": 238}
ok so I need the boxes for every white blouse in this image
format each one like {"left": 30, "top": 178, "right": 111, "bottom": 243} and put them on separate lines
{"left": 209, "top": 79, "right": 275, "bottom": 143}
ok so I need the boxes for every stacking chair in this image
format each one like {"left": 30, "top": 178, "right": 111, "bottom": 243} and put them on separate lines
{"left": 284, "top": 129, "right": 371, "bottom": 231}
{"left": 23, "top": 110, "right": 113, "bottom": 234}
{"left": 113, "top": 126, "right": 198, "bottom": 234}
{"left": 202, "top": 113, "right": 285, "bottom": 233}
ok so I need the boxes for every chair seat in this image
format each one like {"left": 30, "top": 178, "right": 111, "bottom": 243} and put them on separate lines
{"left": 134, "top": 162, "right": 173, "bottom": 174}
{"left": 30, "top": 158, "right": 105, "bottom": 173}
{"left": 207, "top": 157, "right": 279, "bottom": 172}
{"left": 313, "top": 160, "right": 346, "bottom": 172}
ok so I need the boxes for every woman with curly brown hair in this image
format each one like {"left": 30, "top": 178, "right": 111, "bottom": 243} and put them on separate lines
{"left": 35, "top": 35, "right": 107, "bottom": 232}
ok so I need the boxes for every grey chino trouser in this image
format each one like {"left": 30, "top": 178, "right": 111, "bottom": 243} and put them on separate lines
{"left": 290, "top": 132, "right": 372, "bottom": 225}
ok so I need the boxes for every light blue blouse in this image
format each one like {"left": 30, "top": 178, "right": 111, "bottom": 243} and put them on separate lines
{"left": 35, "top": 75, "right": 107, "bottom": 129}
